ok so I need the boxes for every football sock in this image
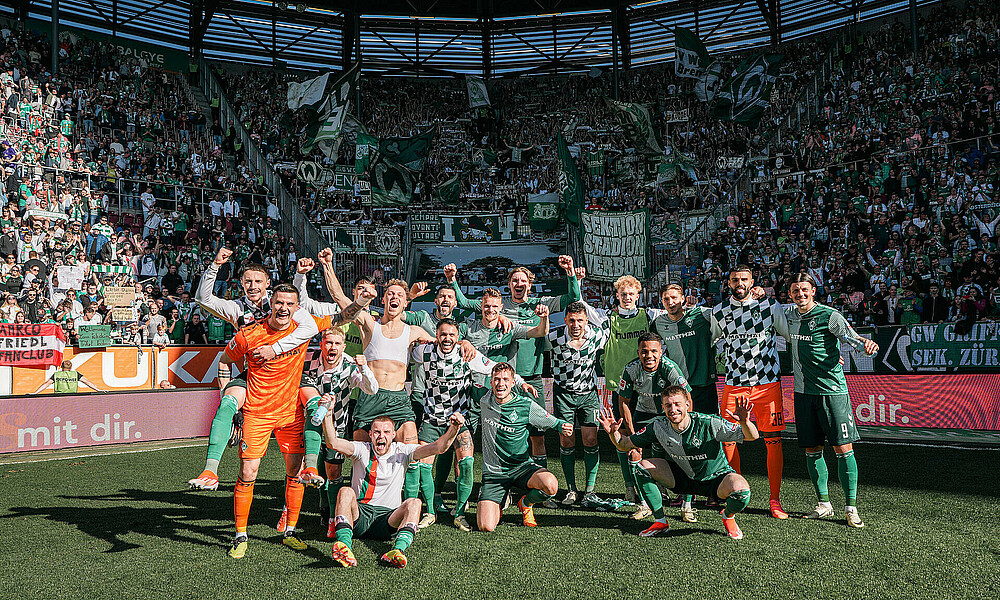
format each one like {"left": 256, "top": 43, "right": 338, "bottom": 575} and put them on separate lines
{"left": 617, "top": 451, "right": 636, "bottom": 488}
{"left": 454, "top": 456, "right": 475, "bottom": 517}
{"left": 403, "top": 463, "right": 421, "bottom": 500}
{"left": 206, "top": 394, "right": 239, "bottom": 466}
{"left": 560, "top": 446, "right": 577, "bottom": 491}
{"left": 765, "top": 437, "right": 784, "bottom": 500}
{"left": 836, "top": 450, "right": 859, "bottom": 507}
{"left": 583, "top": 445, "right": 600, "bottom": 492}
{"left": 681, "top": 496, "right": 693, "bottom": 509}
{"left": 722, "top": 441, "right": 741, "bottom": 473}
{"left": 419, "top": 462, "right": 436, "bottom": 510}
{"left": 392, "top": 523, "right": 417, "bottom": 552}
{"left": 805, "top": 450, "right": 830, "bottom": 502}
{"left": 434, "top": 447, "right": 455, "bottom": 492}
{"left": 325, "top": 476, "right": 343, "bottom": 510}
{"left": 303, "top": 421, "right": 322, "bottom": 470}
{"left": 523, "top": 487, "right": 552, "bottom": 506}
{"left": 631, "top": 460, "right": 665, "bottom": 519}
{"left": 234, "top": 476, "right": 255, "bottom": 533}
{"left": 284, "top": 475, "right": 305, "bottom": 529}
{"left": 531, "top": 454, "right": 548, "bottom": 469}
{"left": 334, "top": 516, "right": 353, "bottom": 548}
{"left": 725, "top": 489, "right": 751, "bottom": 518}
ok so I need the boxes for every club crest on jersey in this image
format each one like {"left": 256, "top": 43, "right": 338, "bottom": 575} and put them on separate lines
{"left": 751, "top": 309, "right": 760, "bottom": 319}
{"left": 509, "top": 409, "right": 518, "bottom": 421}
{"left": 808, "top": 319, "right": 817, "bottom": 330}
{"left": 690, "top": 435, "right": 702, "bottom": 446}
{"left": 655, "top": 378, "right": 665, "bottom": 387}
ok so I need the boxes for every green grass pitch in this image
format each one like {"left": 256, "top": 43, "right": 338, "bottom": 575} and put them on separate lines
{"left": 2, "top": 436, "right": 998, "bottom": 600}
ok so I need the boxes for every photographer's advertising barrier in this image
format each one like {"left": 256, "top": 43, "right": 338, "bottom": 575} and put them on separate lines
{"left": 1, "top": 388, "right": 220, "bottom": 454}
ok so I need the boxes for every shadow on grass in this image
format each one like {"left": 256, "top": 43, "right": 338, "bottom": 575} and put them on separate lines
{"left": 0, "top": 481, "right": 293, "bottom": 553}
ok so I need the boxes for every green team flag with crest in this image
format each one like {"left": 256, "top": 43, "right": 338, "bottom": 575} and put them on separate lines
{"left": 712, "top": 54, "right": 783, "bottom": 128}
{"left": 604, "top": 97, "right": 662, "bottom": 156}
{"left": 557, "top": 133, "right": 584, "bottom": 227}
{"left": 355, "top": 130, "right": 434, "bottom": 206}
{"left": 528, "top": 192, "right": 559, "bottom": 231}
{"left": 435, "top": 172, "right": 462, "bottom": 204}
{"left": 300, "top": 64, "right": 359, "bottom": 157}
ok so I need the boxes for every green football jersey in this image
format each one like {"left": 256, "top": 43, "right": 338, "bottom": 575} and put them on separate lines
{"left": 784, "top": 303, "right": 865, "bottom": 394}
{"left": 479, "top": 390, "right": 565, "bottom": 477}
{"left": 630, "top": 413, "right": 743, "bottom": 481}
{"left": 616, "top": 355, "right": 692, "bottom": 414}
{"left": 600, "top": 309, "right": 653, "bottom": 391}
{"left": 451, "top": 275, "right": 580, "bottom": 377}
{"left": 464, "top": 320, "right": 530, "bottom": 386}
{"left": 652, "top": 305, "right": 716, "bottom": 387}
{"left": 402, "top": 309, "right": 470, "bottom": 338}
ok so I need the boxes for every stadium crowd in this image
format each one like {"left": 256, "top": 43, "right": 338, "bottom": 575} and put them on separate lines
{"left": 691, "top": 0, "right": 1000, "bottom": 325}
{"left": 0, "top": 24, "right": 297, "bottom": 345}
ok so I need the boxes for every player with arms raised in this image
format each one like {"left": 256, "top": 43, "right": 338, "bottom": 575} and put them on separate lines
{"left": 786, "top": 272, "right": 878, "bottom": 528}
{"left": 600, "top": 386, "right": 758, "bottom": 540}
{"left": 323, "top": 413, "right": 465, "bottom": 568}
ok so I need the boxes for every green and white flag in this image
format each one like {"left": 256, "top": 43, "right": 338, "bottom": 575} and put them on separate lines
{"left": 359, "top": 130, "right": 435, "bottom": 207}
{"left": 528, "top": 192, "right": 560, "bottom": 231}
{"left": 557, "top": 133, "right": 584, "bottom": 228}
{"left": 604, "top": 98, "right": 662, "bottom": 156}
{"left": 287, "top": 72, "right": 331, "bottom": 110}
{"left": 694, "top": 60, "right": 723, "bottom": 102}
{"left": 466, "top": 75, "right": 491, "bottom": 109}
{"left": 674, "top": 27, "right": 711, "bottom": 79}
{"left": 712, "top": 54, "right": 782, "bottom": 128}
{"left": 435, "top": 172, "right": 462, "bottom": 205}
{"left": 300, "top": 64, "right": 359, "bottom": 158}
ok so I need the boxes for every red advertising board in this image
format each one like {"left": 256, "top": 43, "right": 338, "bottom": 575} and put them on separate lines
{"left": 0, "top": 388, "right": 220, "bottom": 453}
{"left": 597, "top": 374, "right": 1000, "bottom": 432}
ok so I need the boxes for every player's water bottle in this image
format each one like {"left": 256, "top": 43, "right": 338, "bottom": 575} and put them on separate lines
{"left": 311, "top": 404, "right": 329, "bottom": 426}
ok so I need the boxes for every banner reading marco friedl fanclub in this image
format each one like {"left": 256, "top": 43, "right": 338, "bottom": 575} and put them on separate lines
{"left": 580, "top": 210, "right": 650, "bottom": 281}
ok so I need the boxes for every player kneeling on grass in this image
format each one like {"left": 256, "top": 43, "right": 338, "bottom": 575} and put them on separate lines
{"left": 477, "top": 362, "right": 573, "bottom": 532}
{"left": 599, "top": 386, "right": 758, "bottom": 540}
{"left": 323, "top": 413, "right": 465, "bottom": 568}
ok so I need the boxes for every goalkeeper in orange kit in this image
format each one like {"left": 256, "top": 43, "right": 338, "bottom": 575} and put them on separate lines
{"left": 221, "top": 283, "right": 371, "bottom": 558}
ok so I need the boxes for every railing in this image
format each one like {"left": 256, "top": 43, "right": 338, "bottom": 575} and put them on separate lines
{"left": 198, "top": 59, "right": 328, "bottom": 262}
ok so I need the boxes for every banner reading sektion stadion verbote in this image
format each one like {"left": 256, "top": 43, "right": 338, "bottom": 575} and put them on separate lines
{"left": 580, "top": 209, "right": 650, "bottom": 282}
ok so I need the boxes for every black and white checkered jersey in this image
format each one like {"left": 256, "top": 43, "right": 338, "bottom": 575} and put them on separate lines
{"left": 410, "top": 343, "right": 522, "bottom": 426}
{"left": 316, "top": 356, "right": 377, "bottom": 431}
{"left": 710, "top": 296, "right": 789, "bottom": 387}
{"left": 546, "top": 322, "right": 610, "bottom": 394}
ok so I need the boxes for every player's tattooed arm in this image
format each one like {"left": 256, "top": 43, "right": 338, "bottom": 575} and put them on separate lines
{"left": 317, "top": 247, "right": 353, "bottom": 309}
{"left": 336, "top": 286, "right": 377, "bottom": 326}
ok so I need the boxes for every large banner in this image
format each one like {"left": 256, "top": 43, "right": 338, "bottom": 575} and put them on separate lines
{"left": 0, "top": 388, "right": 220, "bottom": 453}
{"left": 0, "top": 324, "right": 66, "bottom": 368}
{"left": 319, "top": 225, "right": 402, "bottom": 255}
{"left": 409, "top": 214, "right": 443, "bottom": 243}
{"left": 593, "top": 373, "right": 1000, "bottom": 433}
{"left": 580, "top": 210, "right": 650, "bottom": 281}
{"left": 440, "top": 214, "right": 518, "bottom": 243}
{"left": 0, "top": 346, "right": 228, "bottom": 396}
{"left": 837, "top": 324, "right": 1000, "bottom": 374}
{"left": 908, "top": 322, "right": 1000, "bottom": 370}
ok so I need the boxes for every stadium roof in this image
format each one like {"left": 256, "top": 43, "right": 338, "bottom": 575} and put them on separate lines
{"left": 2, "top": 0, "right": 935, "bottom": 75}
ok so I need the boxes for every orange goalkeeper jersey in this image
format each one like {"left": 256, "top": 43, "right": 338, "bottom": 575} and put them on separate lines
{"left": 226, "top": 315, "right": 332, "bottom": 419}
